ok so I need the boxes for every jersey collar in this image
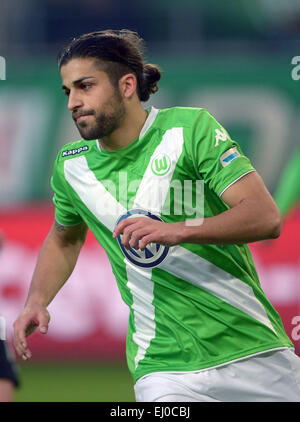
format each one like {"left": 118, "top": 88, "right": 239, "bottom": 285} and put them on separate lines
{"left": 139, "top": 107, "right": 159, "bottom": 140}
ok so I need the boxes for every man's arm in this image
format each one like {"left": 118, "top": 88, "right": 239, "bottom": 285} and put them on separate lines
{"left": 113, "top": 172, "right": 281, "bottom": 249}
{"left": 13, "top": 220, "right": 88, "bottom": 361}
{"left": 182, "top": 171, "right": 281, "bottom": 245}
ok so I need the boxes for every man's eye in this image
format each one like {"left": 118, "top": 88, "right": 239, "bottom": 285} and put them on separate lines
{"left": 81, "top": 83, "right": 91, "bottom": 90}
{"left": 64, "top": 91, "right": 70, "bottom": 97}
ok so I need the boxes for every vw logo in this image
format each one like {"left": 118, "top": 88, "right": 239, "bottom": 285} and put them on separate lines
{"left": 115, "top": 209, "right": 169, "bottom": 268}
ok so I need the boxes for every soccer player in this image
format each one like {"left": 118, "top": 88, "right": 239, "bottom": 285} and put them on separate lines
{"left": 0, "top": 340, "right": 19, "bottom": 402}
{"left": 13, "top": 30, "right": 300, "bottom": 402}
{"left": 0, "top": 235, "right": 19, "bottom": 401}
{"left": 273, "top": 144, "right": 300, "bottom": 217}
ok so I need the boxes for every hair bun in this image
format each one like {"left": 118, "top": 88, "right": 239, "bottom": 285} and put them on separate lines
{"left": 140, "top": 63, "right": 162, "bottom": 102}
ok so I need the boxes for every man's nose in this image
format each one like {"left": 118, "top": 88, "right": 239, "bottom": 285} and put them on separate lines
{"left": 68, "top": 91, "right": 83, "bottom": 112}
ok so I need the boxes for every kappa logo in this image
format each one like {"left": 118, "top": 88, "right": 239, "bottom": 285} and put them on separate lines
{"left": 214, "top": 127, "right": 228, "bottom": 147}
{"left": 62, "top": 146, "right": 89, "bottom": 157}
{"left": 151, "top": 153, "right": 171, "bottom": 176}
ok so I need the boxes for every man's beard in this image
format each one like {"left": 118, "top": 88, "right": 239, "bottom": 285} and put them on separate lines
{"left": 74, "top": 91, "right": 126, "bottom": 141}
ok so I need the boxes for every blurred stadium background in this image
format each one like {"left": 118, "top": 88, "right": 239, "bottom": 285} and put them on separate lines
{"left": 1, "top": 0, "right": 300, "bottom": 402}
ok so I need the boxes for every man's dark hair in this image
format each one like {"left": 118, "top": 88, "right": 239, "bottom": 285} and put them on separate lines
{"left": 57, "top": 29, "right": 162, "bottom": 102}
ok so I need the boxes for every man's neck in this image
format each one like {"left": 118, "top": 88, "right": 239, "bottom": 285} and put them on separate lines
{"left": 98, "top": 105, "right": 148, "bottom": 151}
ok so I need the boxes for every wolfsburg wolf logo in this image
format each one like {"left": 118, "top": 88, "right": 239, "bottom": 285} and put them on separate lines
{"left": 151, "top": 153, "right": 171, "bottom": 176}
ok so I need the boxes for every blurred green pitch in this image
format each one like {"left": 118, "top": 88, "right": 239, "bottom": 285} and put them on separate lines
{"left": 14, "top": 360, "right": 136, "bottom": 402}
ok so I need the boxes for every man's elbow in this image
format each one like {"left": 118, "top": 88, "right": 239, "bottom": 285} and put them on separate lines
{"left": 267, "top": 210, "right": 282, "bottom": 239}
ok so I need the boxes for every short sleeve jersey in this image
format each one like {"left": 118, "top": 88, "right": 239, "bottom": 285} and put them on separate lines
{"left": 51, "top": 107, "right": 293, "bottom": 383}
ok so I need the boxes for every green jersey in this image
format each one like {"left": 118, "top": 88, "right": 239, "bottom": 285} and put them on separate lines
{"left": 274, "top": 143, "right": 300, "bottom": 216}
{"left": 51, "top": 106, "right": 293, "bottom": 383}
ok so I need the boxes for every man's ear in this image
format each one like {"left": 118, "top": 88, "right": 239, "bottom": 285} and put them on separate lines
{"left": 119, "top": 73, "right": 137, "bottom": 99}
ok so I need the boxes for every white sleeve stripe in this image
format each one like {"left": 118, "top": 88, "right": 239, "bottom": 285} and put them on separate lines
{"left": 219, "top": 170, "right": 256, "bottom": 198}
{"left": 54, "top": 218, "right": 83, "bottom": 227}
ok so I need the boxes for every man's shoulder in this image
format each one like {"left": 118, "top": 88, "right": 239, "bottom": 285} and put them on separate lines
{"left": 156, "top": 106, "right": 213, "bottom": 130}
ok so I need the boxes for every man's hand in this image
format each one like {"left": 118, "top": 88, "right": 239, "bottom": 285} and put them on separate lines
{"left": 13, "top": 304, "right": 50, "bottom": 361}
{"left": 13, "top": 219, "right": 87, "bottom": 362}
{"left": 113, "top": 218, "right": 185, "bottom": 250}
